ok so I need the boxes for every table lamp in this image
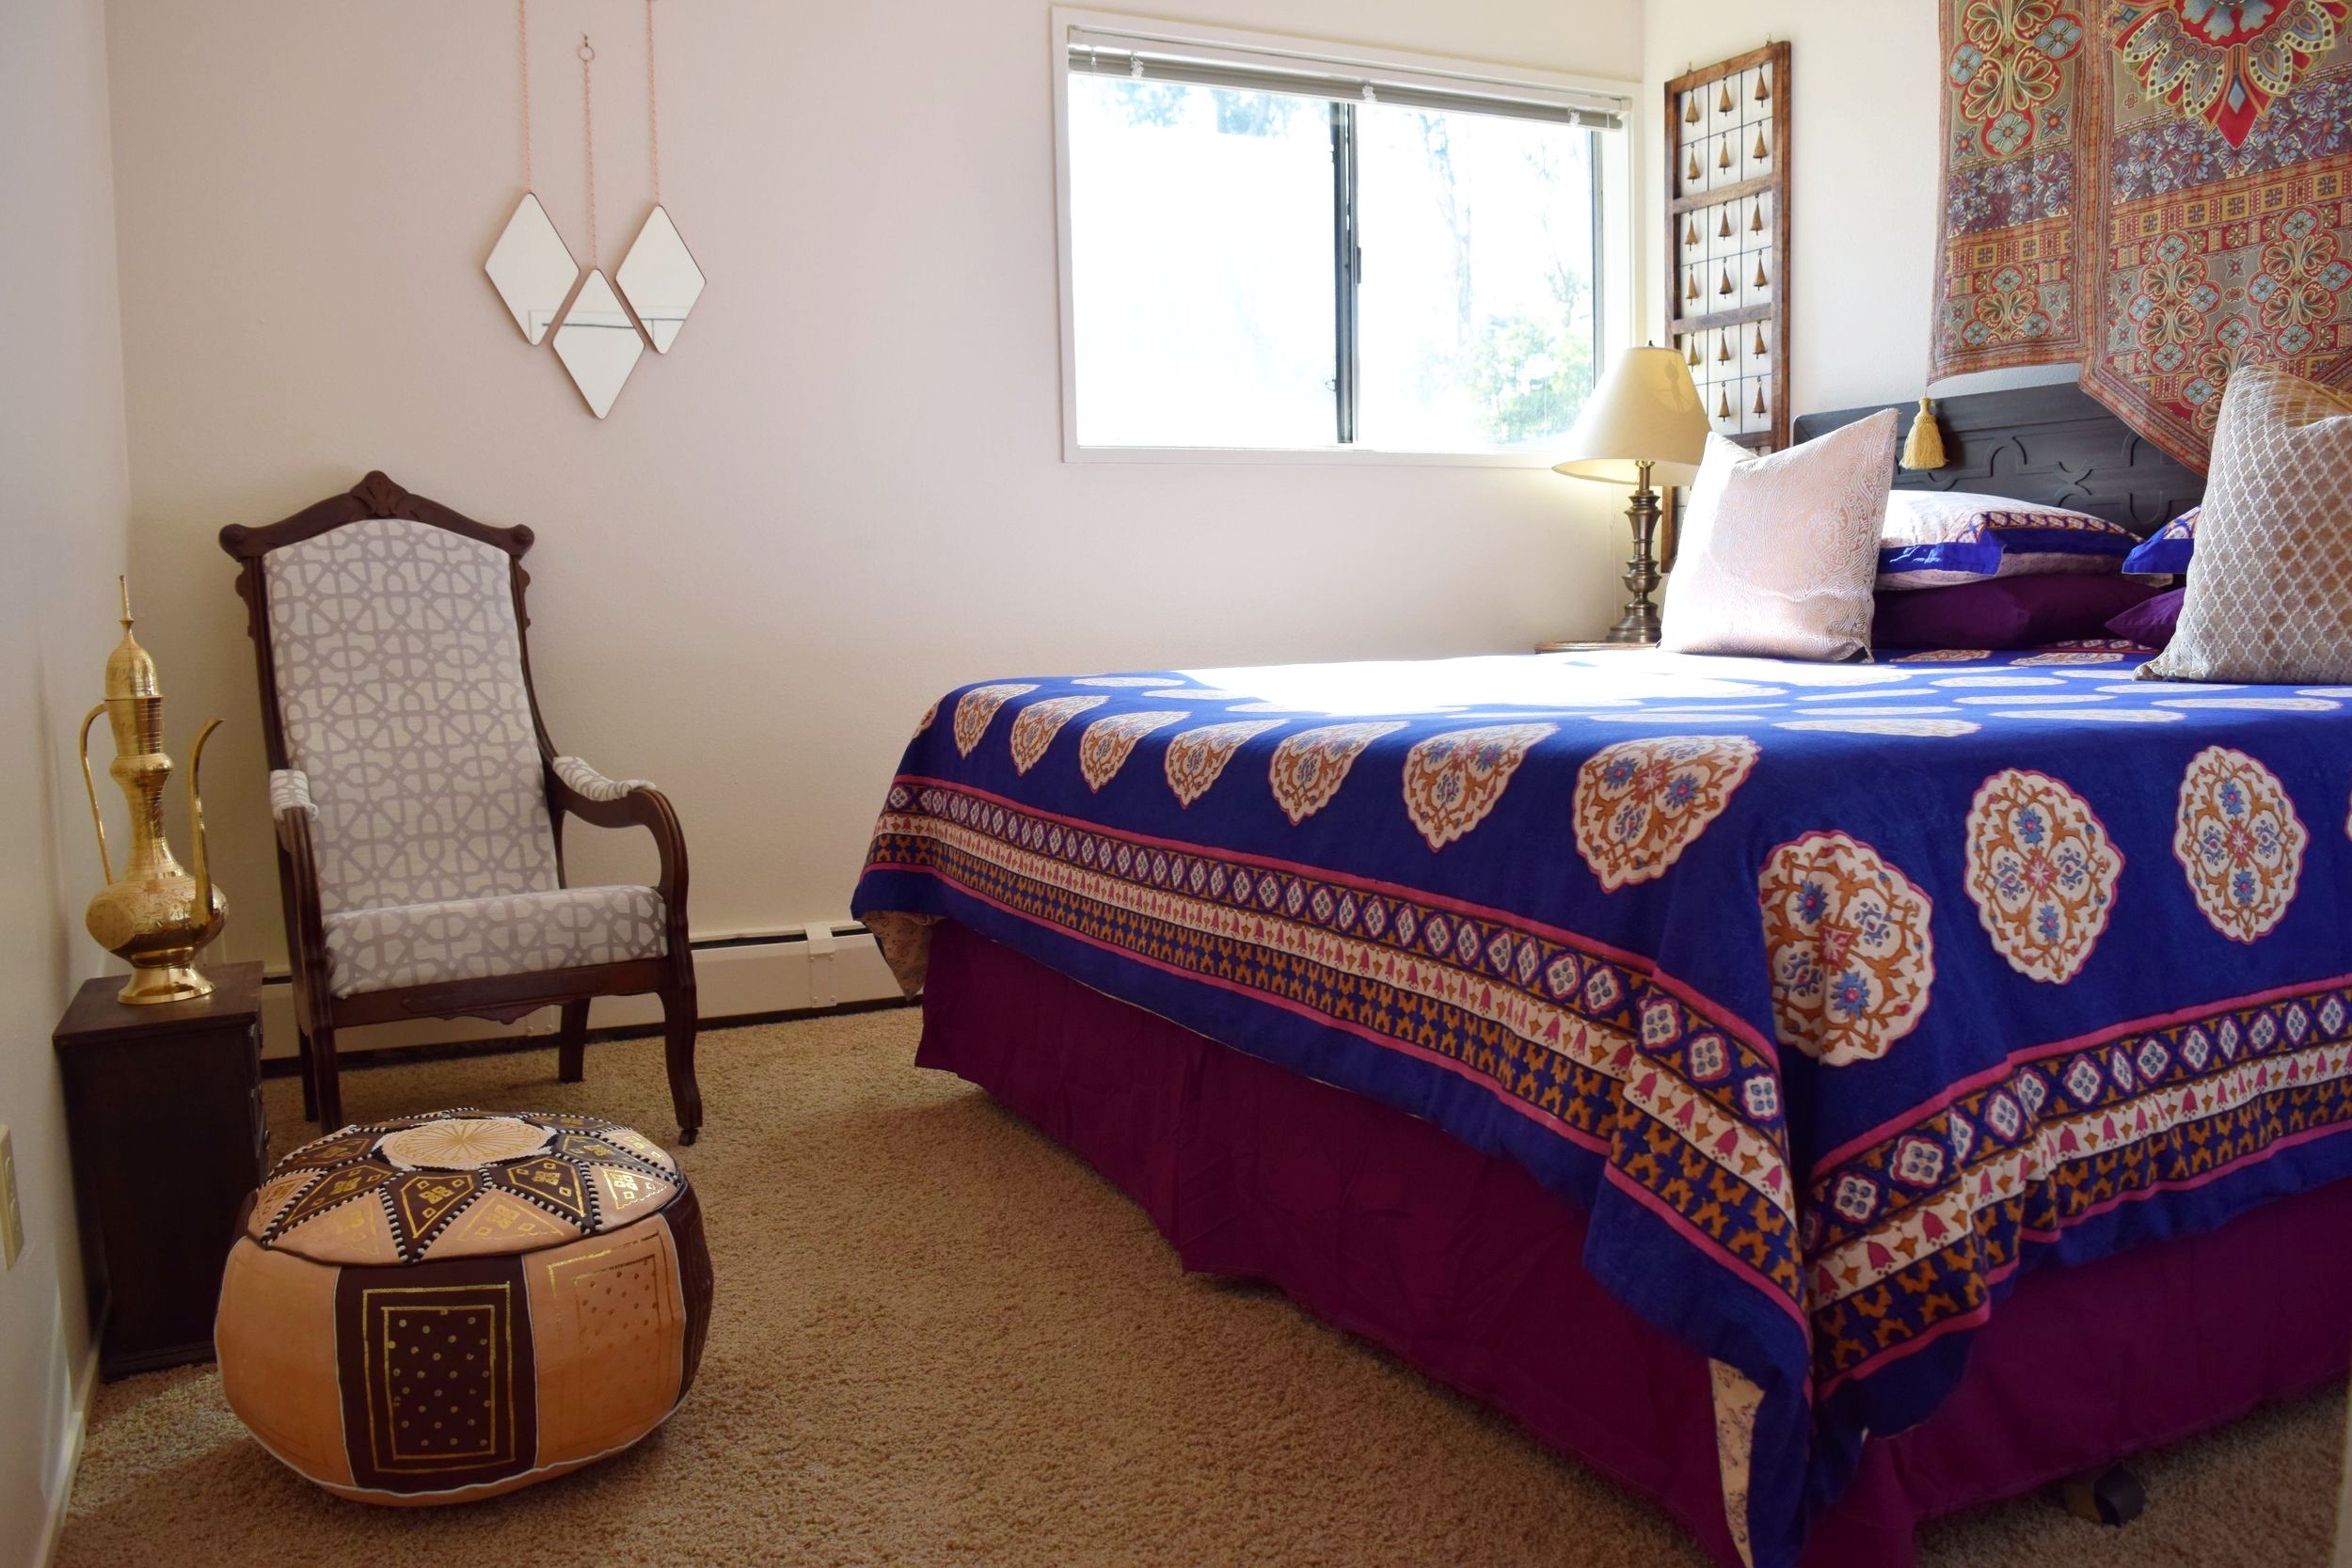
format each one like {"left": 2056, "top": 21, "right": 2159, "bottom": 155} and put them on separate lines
{"left": 1552, "top": 346, "right": 1711, "bottom": 643}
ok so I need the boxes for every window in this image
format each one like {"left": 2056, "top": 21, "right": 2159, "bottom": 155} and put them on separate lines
{"left": 1054, "top": 13, "right": 1633, "bottom": 460}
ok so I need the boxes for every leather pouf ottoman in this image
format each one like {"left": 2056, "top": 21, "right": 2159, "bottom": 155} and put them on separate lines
{"left": 215, "top": 1107, "right": 712, "bottom": 1504}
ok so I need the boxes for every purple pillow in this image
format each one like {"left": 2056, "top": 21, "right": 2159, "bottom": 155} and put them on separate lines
{"left": 2106, "top": 587, "right": 2185, "bottom": 651}
{"left": 1871, "top": 574, "right": 2160, "bottom": 652}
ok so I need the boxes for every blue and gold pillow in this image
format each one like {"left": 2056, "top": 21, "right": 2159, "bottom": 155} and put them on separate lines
{"left": 2122, "top": 506, "right": 2199, "bottom": 576}
{"left": 1876, "top": 491, "right": 2140, "bottom": 591}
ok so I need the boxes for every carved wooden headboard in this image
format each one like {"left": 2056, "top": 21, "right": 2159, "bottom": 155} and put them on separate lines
{"left": 1792, "top": 381, "right": 2202, "bottom": 538}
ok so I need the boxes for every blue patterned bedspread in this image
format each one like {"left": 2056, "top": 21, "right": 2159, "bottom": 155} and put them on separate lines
{"left": 852, "top": 644, "right": 2352, "bottom": 1567}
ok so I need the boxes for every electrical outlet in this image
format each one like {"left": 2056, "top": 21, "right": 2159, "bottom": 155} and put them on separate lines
{"left": 0, "top": 1125, "right": 21, "bottom": 1269}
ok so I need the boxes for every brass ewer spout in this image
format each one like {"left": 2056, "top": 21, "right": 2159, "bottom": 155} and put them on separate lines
{"left": 77, "top": 577, "right": 228, "bottom": 1005}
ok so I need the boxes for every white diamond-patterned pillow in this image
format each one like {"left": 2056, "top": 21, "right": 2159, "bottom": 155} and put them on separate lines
{"left": 2144, "top": 367, "right": 2352, "bottom": 684}
{"left": 265, "top": 518, "right": 560, "bottom": 915}
{"left": 1661, "top": 410, "right": 1899, "bottom": 661}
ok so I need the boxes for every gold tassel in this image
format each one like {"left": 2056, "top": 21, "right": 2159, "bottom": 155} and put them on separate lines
{"left": 1753, "top": 258, "right": 1769, "bottom": 289}
{"left": 1753, "top": 126, "right": 1768, "bottom": 161}
{"left": 1754, "top": 384, "right": 1767, "bottom": 415}
{"left": 1750, "top": 201, "right": 1764, "bottom": 232}
{"left": 1686, "top": 338, "right": 1701, "bottom": 367}
{"left": 1717, "top": 388, "right": 1732, "bottom": 420}
{"left": 1755, "top": 71, "right": 1770, "bottom": 103}
{"left": 1718, "top": 208, "right": 1733, "bottom": 239}
{"left": 1899, "top": 397, "right": 1947, "bottom": 470}
{"left": 1718, "top": 81, "right": 1734, "bottom": 113}
{"left": 1685, "top": 95, "right": 1702, "bottom": 125}
{"left": 1752, "top": 324, "right": 1768, "bottom": 356}
{"left": 1716, "top": 335, "right": 1731, "bottom": 363}
{"left": 1685, "top": 217, "right": 1699, "bottom": 248}
{"left": 1687, "top": 271, "right": 1700, "bottom": 301}
{"left": 1718, "top": 265, "right": 1734, "bottom": 295}
{"left": 1718, "top": 137, "right": 1733, "bottom": 169}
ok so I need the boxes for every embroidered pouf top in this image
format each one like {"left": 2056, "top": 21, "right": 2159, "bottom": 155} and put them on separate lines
{"left": 248, "top": 1108, "right": 685, "bottom": 1265}
{"left": 216, "top": 1108, "right": 712, "bottom": 1505}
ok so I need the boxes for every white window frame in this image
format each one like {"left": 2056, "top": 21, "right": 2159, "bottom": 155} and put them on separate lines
{"left": 1049, "top": 7, "right": 1638, "bottom": 467}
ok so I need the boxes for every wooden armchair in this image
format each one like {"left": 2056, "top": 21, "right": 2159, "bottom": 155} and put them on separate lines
{"left": 220, "top": 472, "right": 703, "bottom": 1142}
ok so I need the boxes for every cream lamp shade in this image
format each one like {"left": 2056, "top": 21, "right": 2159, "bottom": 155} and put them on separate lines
{"left": 1551, "top": 346, "right": 1710, "bottom": 487}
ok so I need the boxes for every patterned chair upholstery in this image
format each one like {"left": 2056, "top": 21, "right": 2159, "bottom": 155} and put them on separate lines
{"left": 316, "top": 885, "right": 668, "bottom": 998}
{"left": 264, "top": 516, "right": 668, "bottom": 997}
{"left": 223, "top": 474, "right": 703, "bottom": 1142}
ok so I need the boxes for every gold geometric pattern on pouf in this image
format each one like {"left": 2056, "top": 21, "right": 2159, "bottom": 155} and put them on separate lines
{"left": 267, "top": 1161, "right": 398, "bottom": 1243}
{"left": 277, "top": 1131, "right": 379, "bottom": 1172}
{"left": 387, "top": 1171, "right": 483, "bottom": 1253}
{"left": 430, "top": 1190, "right": 580, "bottom": 1259}
{"left": 550, "top": 1130, "right": 641, "bottom": 1166}
{"left": 496, "top": 1156, "right": 597, "bottom": 1228}
{"left": 215, "top": 1108, "right": 712, "bottom": 1504}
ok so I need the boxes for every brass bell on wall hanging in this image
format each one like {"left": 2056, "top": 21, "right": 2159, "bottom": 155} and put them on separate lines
{"left": 77, "top": 579, "right": 227, "bottom": 1004}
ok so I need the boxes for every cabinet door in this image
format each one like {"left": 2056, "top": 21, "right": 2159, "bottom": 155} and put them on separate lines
{"left": 84, "top": 1026, "right": 264, "bottom": 1376}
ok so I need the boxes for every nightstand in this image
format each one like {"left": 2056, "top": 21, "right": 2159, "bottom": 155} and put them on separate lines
{"left": 54, "top": 960, "right": 267, "bottom": 1378}
{"left": 1534, "top": 640, "right": 1659, "bottom": 652}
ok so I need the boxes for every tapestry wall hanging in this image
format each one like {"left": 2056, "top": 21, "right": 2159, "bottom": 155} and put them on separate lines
{"left": 1931, "top": 0, "right": 2352, "bottom": 470}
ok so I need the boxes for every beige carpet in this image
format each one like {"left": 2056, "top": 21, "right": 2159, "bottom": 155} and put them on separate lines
{"left": 56, "top": 1010, "right": 2344, "bottom": 1567}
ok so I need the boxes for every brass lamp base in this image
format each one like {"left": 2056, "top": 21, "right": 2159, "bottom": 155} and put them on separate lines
{"left": 118, "top": 963, "right": 215, "bottom": 1006}
{"left": 1605, "top": 462, "right": 1664, "bottom": 645}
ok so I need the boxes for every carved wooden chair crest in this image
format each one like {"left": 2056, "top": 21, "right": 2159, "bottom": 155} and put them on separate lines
{"left": 220, "top": 472, "right": 703, "bottom": 1142}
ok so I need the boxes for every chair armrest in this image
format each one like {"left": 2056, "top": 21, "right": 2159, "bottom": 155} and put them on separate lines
{"left": 270, "top": 768, "right": 314, "bottom": 820}
{"left": 274, "top": 793, "right": 332, "bottom": 1024}
{"left": 546, "top": 764, "right": 690, "bottom": 918}
{"left": 552, "top": 755, "right": 653, "bottom": 803}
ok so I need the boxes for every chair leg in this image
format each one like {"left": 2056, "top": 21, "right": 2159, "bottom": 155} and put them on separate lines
{"left": 556, "top": 999, "right": 591, "bottom": 1084}
{"left": 312, "top": 1025, "right": 344, "bottom": 1132}
{"left": 660, "top": 985, "right": 702, "bottom": 1145}
{"left": 294, "top": 1029, "right": 319, "bottom": 1122}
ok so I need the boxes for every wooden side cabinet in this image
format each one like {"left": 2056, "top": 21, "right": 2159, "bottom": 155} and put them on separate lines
{"left": 54, "top": 960, "right": 267, "bottom": 1380}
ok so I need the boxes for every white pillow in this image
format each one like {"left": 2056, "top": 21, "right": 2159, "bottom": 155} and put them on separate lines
{"left": 1875, "top": 490, "right": 2139, "bottom": 590}
{"left": 1661, "top": 410, "right": 1899, "bottom": 660}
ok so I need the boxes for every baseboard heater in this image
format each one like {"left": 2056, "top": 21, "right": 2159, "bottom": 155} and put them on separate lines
{"left": 254, "top": 920, "right": 905, "bottom": 1062}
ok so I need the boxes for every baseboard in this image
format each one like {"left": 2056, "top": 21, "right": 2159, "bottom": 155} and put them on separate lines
{"left": 256, "top": 922, "right": 903, "bottom": 1060}
{"left": 38, "top": 1342, "right": 99, "bottom": 1568}
{"left": 256, "top": 993, "right": 916, "bottom": 1080}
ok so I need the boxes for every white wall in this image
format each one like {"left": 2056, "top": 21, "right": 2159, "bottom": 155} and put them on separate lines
{"left": 105, "top": 0, "right": 1646, "bottom": 973}
{"left": 0, "top": 0, "right": 133, "bottom": 1561}
{"left": 1641, "top": 0, "right": 2075, "bottom": 416}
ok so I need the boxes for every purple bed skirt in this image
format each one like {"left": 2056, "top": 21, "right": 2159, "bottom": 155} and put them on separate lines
{"left": 917, "top": 921, "right": 2352, "bottom": 1567}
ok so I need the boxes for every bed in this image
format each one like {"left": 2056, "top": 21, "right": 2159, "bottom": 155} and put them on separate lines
{"left": 850, "top": 387, "right": 2352, "bottom": 1568}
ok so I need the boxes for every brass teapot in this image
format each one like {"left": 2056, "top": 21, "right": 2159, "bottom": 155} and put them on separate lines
{"left": 77, "top": 578, "right": 227, "bottom": 1005}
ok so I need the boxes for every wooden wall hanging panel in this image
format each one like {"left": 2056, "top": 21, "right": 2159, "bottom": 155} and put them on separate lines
{"left": 1666, "top": 42, "right": 1790, "bottom": 454}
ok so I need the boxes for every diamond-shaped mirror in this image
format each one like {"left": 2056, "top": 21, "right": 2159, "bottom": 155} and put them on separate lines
{"left": 551, "top": 269, "right": 644, "bottom": 419}
{"left": 614, "top": 204, "right": 706, "bottom": 354}
{"left": 484, "top": 193, "right": 580, "bottom": 346}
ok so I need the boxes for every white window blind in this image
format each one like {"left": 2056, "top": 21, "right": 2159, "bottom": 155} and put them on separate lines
{"left": 1064, "top": 24, "right": 1629, "bottom": 129}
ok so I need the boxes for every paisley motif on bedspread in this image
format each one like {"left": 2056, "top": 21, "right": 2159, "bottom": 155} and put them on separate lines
{"left": 1572, "top": 736, "right": 1759, "bottom": 892}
